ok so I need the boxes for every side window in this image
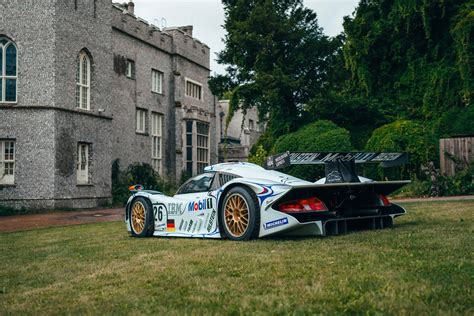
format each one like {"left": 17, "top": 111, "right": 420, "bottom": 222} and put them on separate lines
{"left": 177, "top": 173, "right": 215, "bottom": 195}
{"left": 0, "top": 36, "right": 18, "bottom": 103}
{"left": 76, "top": 50, "right": 91, "bottom": 110}
{"left": 126, "top": 59, "right": 135, "bottom": 79}
{"left": 77, "top": 143, "right": 90, "bottom": 184}
{"left": 0, "top": 140, "right": 15, "bottom": 184}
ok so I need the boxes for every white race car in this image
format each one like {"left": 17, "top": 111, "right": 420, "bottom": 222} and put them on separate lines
{"left": 125, "top": 152, "right": 410, "bottom": 241}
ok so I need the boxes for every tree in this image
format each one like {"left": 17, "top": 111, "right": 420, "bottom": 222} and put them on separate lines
{"left": 342, "top": 0, "right": 472, "bottom": 125}
{"left": 209, "top": 0, "right": 335, "bottom": 138}
{"left": 306, "top": 0, "right": 473, "bottom": 149}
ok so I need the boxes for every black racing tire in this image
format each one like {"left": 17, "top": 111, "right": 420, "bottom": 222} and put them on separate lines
{"left": 219, "top": 186, "right": 260, "bottom": 241}
{"left": 129, "top": 197, "right": 154, "bottom": 237}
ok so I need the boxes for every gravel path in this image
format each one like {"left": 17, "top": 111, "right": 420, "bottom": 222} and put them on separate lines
{"left": 0, "top": 207, "right": 123, "bottom": 233}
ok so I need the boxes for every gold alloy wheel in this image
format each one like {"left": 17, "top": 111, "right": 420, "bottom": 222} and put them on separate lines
{"left": 224, "top": 193, "right": 250, "bottom": 237}
{"left": 131, "top": 201, "right": 146, "bottom": 234}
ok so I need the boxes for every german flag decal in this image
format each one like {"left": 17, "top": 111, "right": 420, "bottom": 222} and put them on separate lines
{"left": 167, "top": 219, "right": 176, "bottom": 232}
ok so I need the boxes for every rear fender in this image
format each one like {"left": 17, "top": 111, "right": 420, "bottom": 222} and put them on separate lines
{"left": 216, "top": 179, "right": 292, "bottom": 238}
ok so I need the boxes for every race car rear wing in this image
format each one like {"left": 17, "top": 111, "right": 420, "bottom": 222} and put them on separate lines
{"left": 264, "top": 152, "right": 409, "bottom": 183}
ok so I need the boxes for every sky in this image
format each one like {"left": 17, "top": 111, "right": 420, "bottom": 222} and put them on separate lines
{"left": 133, "top": 0, "right": 359, "bottom": 75}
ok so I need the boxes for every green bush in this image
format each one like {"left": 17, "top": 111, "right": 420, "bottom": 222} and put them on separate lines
{"left": 0, "top": 204, "right": 29, "bottom": 217}
{"left": 274, "top": 120, "right": 351, "bottom": 153}
{"left": 393, "top": 164, "right": 474, "bottom": 198}
{"left": 392, "top": 180, "right": 431, "bottom": 198}
{"left": 112, "top": 160, "right": 178, "bottom": 206}
{"left": 273, "top": 120, "right": 352, "bottom": 180}
{"left": 438, "top": 164, "right": 474, "bottom": 196}
{"left": 365, "top": 120, "right": 436, "bottom": 179}
{"left": 248, "top": 145, "right": 268, "bottom": 166}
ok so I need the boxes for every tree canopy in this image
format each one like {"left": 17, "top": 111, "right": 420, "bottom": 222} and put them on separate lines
{"left": 343, "top": 0, "right": 472, "bottom": 128}
{"left": 209, "top": 0, "right": 337, "bottom": 136}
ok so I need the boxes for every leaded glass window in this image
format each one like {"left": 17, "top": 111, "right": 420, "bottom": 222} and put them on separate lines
{"left": 0, "top": 37, "right": 17, "bottom": 103}
{"left": 76, "top": 51, "right": 91, "bottom": 110}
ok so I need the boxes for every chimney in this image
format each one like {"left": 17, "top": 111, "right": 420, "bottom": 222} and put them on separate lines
{"left": 127, "top": 1, "right": 135, "bottom": 15}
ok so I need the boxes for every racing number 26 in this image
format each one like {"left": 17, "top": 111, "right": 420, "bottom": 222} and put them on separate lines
{"left": 153, "top": 205, "right": 164, "bottom": 221}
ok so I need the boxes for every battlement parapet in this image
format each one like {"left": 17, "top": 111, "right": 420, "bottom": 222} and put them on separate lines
{"left": 112, "top": 4, "right": 173, "bottom": 53}
{"left": 112, "top": 4, "right": 210, "bottom": 69}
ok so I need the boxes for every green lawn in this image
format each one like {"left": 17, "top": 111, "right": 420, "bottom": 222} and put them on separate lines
{"left": 1, "top": 201, "right": 473, "bottom": 315}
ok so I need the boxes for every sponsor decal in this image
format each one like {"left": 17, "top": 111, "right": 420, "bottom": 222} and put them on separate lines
{"left": 156, "top": 223, "right": 166, "bottom": 231}
{"left": 187, "top": 220, "right": 194, "bottom": 232}
{"left": 178, "top": 219, "right": 185, "bottom": 231}
{"left": 289, "top": 152, "right": 404, "bottom": 164}
{"left": 196, "top": 219, "right": 203, "bottom": 232}
{"left": 264, "top": 217, "right": 289, "bottom": 230}
{"left": 167, "top": 219, "right": 176, "bottom": 232}
{"left": 207, "top": 210, "right": 217, "bottom": 232}
{"left": 188, "top": 198, "right": 213, "bottom": 212}
{"left": 327, "top": 170, "right": 342, "bottom": 182}
{"left": 192, "top": 220, "right": 198, "bottom": 233}
{"left": 153, "top": 204, "right": 167, "bottom": 231}
{"left": 168, "top": 203, "right": 186, "bottom": 216}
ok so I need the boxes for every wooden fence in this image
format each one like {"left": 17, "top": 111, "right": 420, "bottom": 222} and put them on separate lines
{"left": 439, "top": 137, "right": 474, "bottom": 176}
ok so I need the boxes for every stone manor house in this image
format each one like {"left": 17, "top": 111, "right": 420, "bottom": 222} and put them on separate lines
{"left": 0, "top": 0, "right": 222, "bottom": 209}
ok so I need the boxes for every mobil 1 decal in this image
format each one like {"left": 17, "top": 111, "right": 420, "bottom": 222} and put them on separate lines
{"left": 188, "top": 197, "right": 215, "bottom": 212}
{"left": 153, "top": 204, "right": 168, "bottom": 231}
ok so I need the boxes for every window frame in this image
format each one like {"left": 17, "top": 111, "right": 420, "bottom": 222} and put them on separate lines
{"left": 76, "top": 143, "right": 90, "bottom": 185}
{"left": 0, "top": 37, "right": 18, "bottom": 104}
{"left": 151, "top": 112, "right": 163, "bottom": 174}
{"left": 184, "top": 120, "right": 210, "bottom": 176}
{"left": 196, "top": 122, "right": 210, "bottom": 174}
{"left": 136, "top": 108, "right": 147, "bottom": 134}
{"left": 249, "top": 119, "right": 255, "bottom": 131}
{"left": 185, "top": 78, "right": 203, "bottom": 101}
{"left": 185, "top": 120, "right": 193, "bottom": 175}
{"left": 76, "top": 51, "right": 91, "bottom": 110}
{"left": 151, "top": 69, "right": 164, "bottom": 94}
{"left": 126, "top": 59, "right": 135, "bottom": 79}
{"left": 0, "top": 140, "right": 15, "bottom": 185}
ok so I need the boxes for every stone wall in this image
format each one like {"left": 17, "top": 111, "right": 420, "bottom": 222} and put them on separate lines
{"left": 53, "top": 110, "right": 112, "bottom": 209}
{"left": 0, "top": 108, "right": 56, "bottom": 209}
{"left": 0, "top": 0, "right": 56, "bottom": 107}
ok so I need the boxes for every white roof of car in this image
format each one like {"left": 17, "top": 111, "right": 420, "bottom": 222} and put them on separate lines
{"left": 204, "top": 162, "right": 264, "bottom": 172}
{"left": 205, "top": 162, "right": 311, "bottom": 185}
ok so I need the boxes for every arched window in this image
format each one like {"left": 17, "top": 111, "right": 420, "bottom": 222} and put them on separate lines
{"left": 0, "top": 37, "right": 17, "bottom": 103}
{"left": 76, "top": 51, "right": 91, "bottom": 110}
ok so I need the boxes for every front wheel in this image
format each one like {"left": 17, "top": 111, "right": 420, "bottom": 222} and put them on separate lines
{"left": 219, "top": 186, "right": 260, "bottom": 241}
{"left": 129, "top": 197, "right": 154, "bottom": 237}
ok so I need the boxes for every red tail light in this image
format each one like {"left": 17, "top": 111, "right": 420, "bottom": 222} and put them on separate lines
{"left": 379, "top": 194, "right": 391, "bottom": 206}
{"left": 278, "top": 197, "right": 328, "bottom": 213}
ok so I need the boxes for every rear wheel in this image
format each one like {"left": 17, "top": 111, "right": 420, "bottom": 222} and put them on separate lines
{"left": 220, "top": 186, "right": 260, "bottom": 241}
{"left": 130, "top": 197, "right": 154, "bottom": 237}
